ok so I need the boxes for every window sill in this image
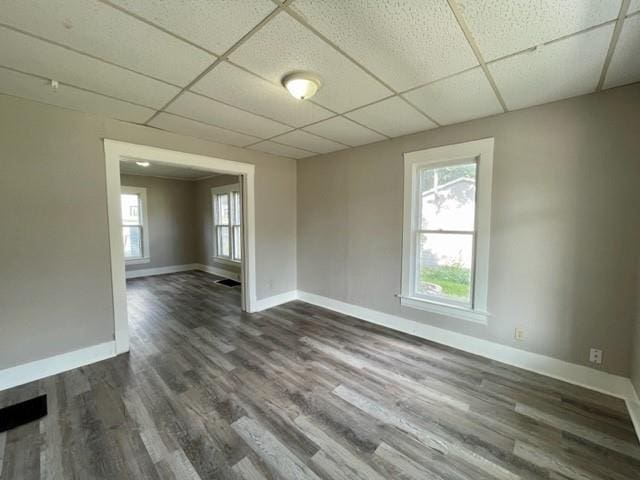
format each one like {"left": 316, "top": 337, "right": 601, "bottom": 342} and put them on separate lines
{"left": 212, "top": 256, "right": 241, "bottom": 266}
{"left": 400, "top": 295, "right": 488, "bottom": 324}
{"left": 125, "top": 257, "right": 150, "bottom": 266}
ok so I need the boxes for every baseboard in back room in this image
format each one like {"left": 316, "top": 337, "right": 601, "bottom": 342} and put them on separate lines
{"left": 196, "top": 263, "right": 241, "bottom": 281}
{"left": 125, "top": 263, "right": 199, "bottom": 279}
{"left": 0, "top": 341, "right": 116, "bottom": 392}
{"left": 295, "top": 291, "right": 640, "bottom": 408}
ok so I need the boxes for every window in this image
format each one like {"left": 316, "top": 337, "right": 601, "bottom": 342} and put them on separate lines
{"left": 121, "top": 186, "right": 149, "bottom": 264}
{"left": 401, "top": 138, "right": 493, "bottom": 323}
{"left": 212, "top": 184, "right": 242, "bottom": 263}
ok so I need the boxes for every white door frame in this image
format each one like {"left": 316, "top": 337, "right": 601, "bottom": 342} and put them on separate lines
{"left": 103, "top": 139, "right": 257, "bottom": 354}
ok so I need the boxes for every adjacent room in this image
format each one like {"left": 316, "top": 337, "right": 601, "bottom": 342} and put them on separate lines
{"left": 0, "top": 1, "right": 639, "bottom": 479}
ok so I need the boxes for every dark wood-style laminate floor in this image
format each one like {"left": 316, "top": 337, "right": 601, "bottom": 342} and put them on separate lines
{"left": 1, "top": 271, "right": 639, "bottom": 479}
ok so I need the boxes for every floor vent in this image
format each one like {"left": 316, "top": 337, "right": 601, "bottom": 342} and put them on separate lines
{"left": 0, "top": 395, "right": 47, "bottom": 432}
{"left": 216, "top": 278, "right": 241, "bottom": 288}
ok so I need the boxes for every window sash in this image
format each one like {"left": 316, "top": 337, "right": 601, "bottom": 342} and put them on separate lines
{"left": 213, "top": 187, "right": 241, "bottom": 262}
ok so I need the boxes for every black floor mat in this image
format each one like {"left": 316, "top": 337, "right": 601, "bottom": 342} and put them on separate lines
{"left": 0, "top": 395, "right": 47, "bottom": 432}
{"left": 216, "top": 278, "right": 241, "bottom": 288}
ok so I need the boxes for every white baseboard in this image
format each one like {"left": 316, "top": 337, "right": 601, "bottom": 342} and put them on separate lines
{"left": 126, "top": 263, "right": 199, "bottom": 279}
{"left": 196, "top": 263, "right": 241, "bottom": 281}
{"left": 253, "top": 290, "right": 299, "bottom": 312}
{"left": 0, "top": 341, "right": 116, "bottom": 391}
{"left": 296, "top": 291, "right": 638, "bottom": 404}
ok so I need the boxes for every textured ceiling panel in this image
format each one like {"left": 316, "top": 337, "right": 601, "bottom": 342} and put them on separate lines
{"left": 248, "top": 140, "right": 315, "bottom": 159}
{"left": 230, "top": 12, "right": 391, "bottom": 113}
{"left": 166, "top": 92, "right": 291, "bottom": 138}
{"left": 458, "top": 0, "right": 621, "bottom": 61}
{"left": 403, "top": 68, "right": 502, "bottom": 125}
{"left": 271, "top": 129, "right": 347, "bottom": 154}
{"left": 192, "top": 62, "right": 333, "bottom": 127}
{"left": 303, "top": 116, "right": 386, "bottom": 147}
{"left": 110, "top": 0, "right": 275, "bottom": 54}
{"left": 346, "top": 96, "right": 436, "bottom": 137}
{"left": 290, "top": 0, "right": 477, "bottom": 91}
{"left": 489, "top": 24, "right": 614, "bottom": 110}
{"left": 0, "top": 0, "right": 214, "bottom": 86}
{"left": 149, "top": 113, "right": 261, "bottom": 147}
{"left": 0, "top": 27, "right": 179, "bottom": 108}
{"left": 604, "top": 15, "right": 640, "bottom": 89}
{"left": 629, "top": 0, "right": 640, "bottom": 14}
{"left": 0, "top": 67, "right": 154, "bottom": 122}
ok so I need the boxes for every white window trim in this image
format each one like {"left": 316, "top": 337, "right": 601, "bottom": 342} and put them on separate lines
{"left": 401, "top": 138, "right": 494, "bottom": 324}
{"left": 121, "top": 186, "right": 150, "bottom": 265}
{"left": 211, "top": 183, "right": 241, "bottom": 264}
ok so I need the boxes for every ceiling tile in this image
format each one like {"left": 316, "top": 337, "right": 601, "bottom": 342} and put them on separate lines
{"left": 346, "top": 96, "right": 437, "bottom": 137}
{"left": 248, "top": 140, "right": 316, "bottom": 159}
{"left": 229, "top": 11, "right": 391, "bottom": 113}
{"left": 303, "top": 117, "right": 386, "bottom": 147}
{"left": 192, "top": 62, "right": 333, "bottom": 127}
{"left": 629, "top": 1, "right": 640, "bottom": 15}
{"left": 403, "top": 68, "right": 502, "bottom": 125}
{"left": 0, "top": 67, "right": 154, "bottom": 122}
{"left": 488, "top": 24, "right": 614, "bottom": 110}
{"left": 271, "top": 130, "right": 347, "bottom": 154}
{"left": 604, "top": 14, "right": 640, "bottom": 89}
{"left": 109, "top": 0, "right": 275, "bottom": 54}
{"left": 166, "top": 92, "right": 291, "bottom": 138}
{"left": 0, "top": 26, "right": 179, "bottom": 108}
{"left": 458, "top": 0, "right": 621, "bottom": 61}
{"left": 290, "top": 0, "right": 477, "bottom": 91}
{"left": 0, "top": 0, "right": 214, "bottom": 86}
{"left": 149, "top": 113, "right": 261, "bottom": 147}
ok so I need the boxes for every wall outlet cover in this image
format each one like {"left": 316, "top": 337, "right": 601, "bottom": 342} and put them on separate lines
{"left": 589, "top": 348, "right": 603, "bottom": 365}
{"left": 514, "top": 328, "right": 525, "bottom": 341}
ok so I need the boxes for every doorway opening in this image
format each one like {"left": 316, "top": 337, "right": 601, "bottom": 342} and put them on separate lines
{"left": 104, "top": 140, "right": 256, "bottom": 355}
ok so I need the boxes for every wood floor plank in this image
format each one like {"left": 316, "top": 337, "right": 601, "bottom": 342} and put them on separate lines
{"left": 0, "top": 270, "right": 637, "bottom": 479}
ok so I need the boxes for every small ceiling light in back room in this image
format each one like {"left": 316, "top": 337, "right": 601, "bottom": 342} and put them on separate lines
{"left": 136, "top": 161, "right": 150, "bottom": 167}
{"left": 282, "top": 72, "right": 322, "bottom": 100}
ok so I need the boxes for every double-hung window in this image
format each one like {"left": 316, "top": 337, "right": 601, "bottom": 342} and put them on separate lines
{"left": 401, "top": 138, "right": 493, "bottom": 323}
{"left": 212, "top": 184, "right": 242, "bottom": 263}
{"left": 121, "top": 186, "right": 149, "bottom": 264}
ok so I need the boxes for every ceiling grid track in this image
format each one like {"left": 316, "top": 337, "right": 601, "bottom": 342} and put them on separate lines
{"left": 596, "top": 0, "right": 631, "bottom": 91}
{"left": 446, "top": 0, "right": 508, "bottom": 112}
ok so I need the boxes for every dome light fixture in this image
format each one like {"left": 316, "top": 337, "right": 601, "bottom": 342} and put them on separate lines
{"left": 136, "top": 161, "right": 150, "bottom": 167}
{"left": 282, "top": 72, "right": 321, "bottom": 100}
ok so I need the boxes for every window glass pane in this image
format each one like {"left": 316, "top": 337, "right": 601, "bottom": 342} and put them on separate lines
{"left": 232, "top": 191, "right": 241, "bottom": 226}
{"left": 123, "top": 225, "right": 142, "bottom": 258}
{"left": 121, "top": 194, "right": 140, "bottom": 225}
{"left": 217, "top": 226, "right": 230, "bottom": 257}
{"left": 233, "top": 225, "right": 241, "bottom": 260}
{"left": 216, "top": 194, "right": 229, "bottom": 225}
{"left": 420, "top": 162, "right": 476, "bottom": 231}
{"left": 417, "top": 233, "right": 473, "bottom": 304}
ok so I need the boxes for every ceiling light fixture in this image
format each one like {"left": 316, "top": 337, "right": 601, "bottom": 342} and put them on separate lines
{"left": 136, "top": 161, "right": 150, "bottom": 167}
{"left": 282, "top": 72, "right": 321, "bottom": 100}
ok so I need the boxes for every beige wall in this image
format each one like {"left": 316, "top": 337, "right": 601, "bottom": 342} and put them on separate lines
{"left": 121, "top": 174, "right": 198, "bottom": 271}
{"left": 297, "top": 83, "right": 640, "bottom": 377}
{"left": 0, "top": 94, "right": 296, "bottom": 370}
{"left": 632, "top": 256, "right": 640, "bottom": 395}
{"left": 194, "top": 174, "right": 241, "bottom": 275}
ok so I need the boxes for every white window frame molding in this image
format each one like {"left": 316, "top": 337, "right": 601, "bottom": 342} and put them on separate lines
{"left": 401, "top": 137, "right": 494, "bottom": 324}
{"left": 104, "top": 140, "right": 257, "bottom": 355}
{"left": 121, "top": 186, "right": 150, "bottom": 265}
{"left": 211, "top": 183, "right": 241, "bottom": 264}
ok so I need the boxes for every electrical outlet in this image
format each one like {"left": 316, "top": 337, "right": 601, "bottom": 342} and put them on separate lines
{"left": 514, "top": 328, "right": 524, "bottom": 341}
{"left": 589, "top": 348, "right": 603, "bottom": 365}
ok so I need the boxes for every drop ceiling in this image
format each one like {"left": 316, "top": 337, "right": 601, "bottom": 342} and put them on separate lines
{"left": 0, "top": 0, "right": 638, "bottom": 159}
